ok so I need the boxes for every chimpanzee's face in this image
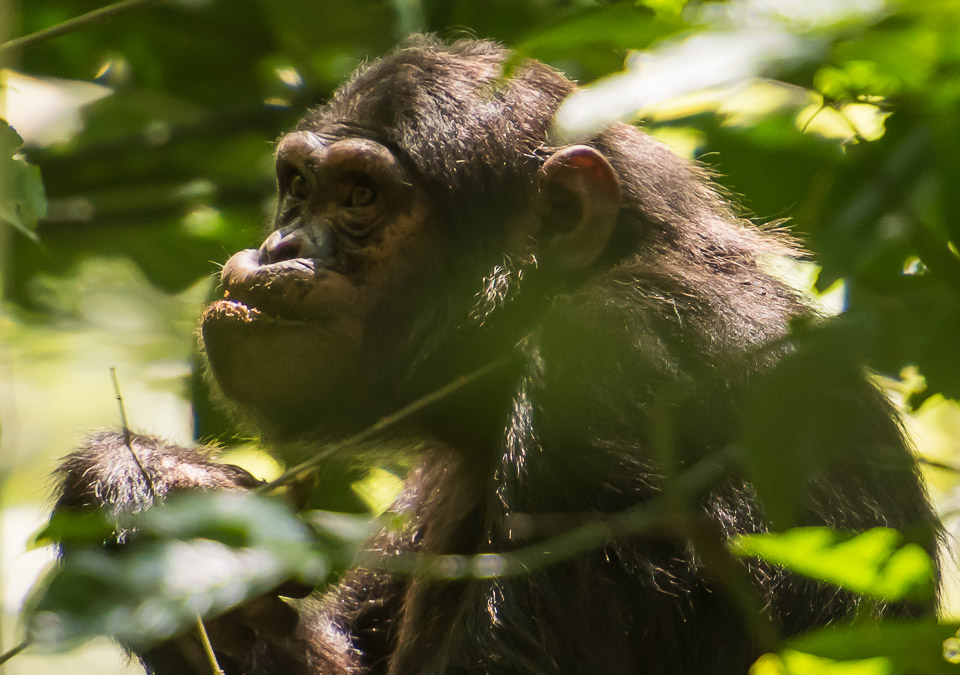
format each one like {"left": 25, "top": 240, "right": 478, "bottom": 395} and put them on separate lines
{"left": 201, "top": 130, "right": 434, "bottom": 432}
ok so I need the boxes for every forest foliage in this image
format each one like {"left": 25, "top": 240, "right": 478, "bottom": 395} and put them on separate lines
{"left": 4, "top": 0, "right": 960, "bottom": 673}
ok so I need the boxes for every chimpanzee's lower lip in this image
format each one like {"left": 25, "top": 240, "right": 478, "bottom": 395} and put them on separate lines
{"left": 260, "top": 257, "right": 320, "bottom": 277}
{"left": 203, "top": 299, "right": 261, "bottom": 324}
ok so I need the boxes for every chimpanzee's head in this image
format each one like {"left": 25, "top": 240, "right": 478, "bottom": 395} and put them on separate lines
{"left": 201, "top": 36, "right": 797, "bottom": 439}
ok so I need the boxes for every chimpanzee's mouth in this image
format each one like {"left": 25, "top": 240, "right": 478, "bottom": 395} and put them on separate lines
{"left": 206, "top": 248, "right": 344, "bottom": 324}
{"left": 221, "top": 249, "right": 323, "bottom": 289}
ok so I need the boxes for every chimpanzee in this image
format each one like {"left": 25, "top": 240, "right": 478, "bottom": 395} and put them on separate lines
{"left": 54, "top": 36, "right": 940, "bottom": 675}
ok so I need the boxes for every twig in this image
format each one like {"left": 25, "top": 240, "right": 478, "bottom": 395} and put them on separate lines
{"left": 681, "top": 516, "right": 780, "bottom": 652}
{"left": 257, "top": 353, "right": 520, "bottom": 493}
{"left": 0, "top": 641, "right": 27, "bottom": 666}
{"left": 0, "top": 0, "right": 164, "bottom": 56}
{"left": 109, "top": 367, "right": 157, "bottom": 499}
{"left": 353, "top": 444, "right": 777, "bottom": 649}
{"left": 918, "top": 456, "right": 960, "bottom": 474}
{"left": 358, "top": 445, "right": 738, "bottom": 578}
{"left": 195, "top": 615, "right": 225, "bottom": 675}
{"left": 798, "top": 101, "right": 828, "bottom": 135}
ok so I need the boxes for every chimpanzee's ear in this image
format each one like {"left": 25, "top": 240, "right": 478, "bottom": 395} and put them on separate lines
{"left": 536, "top": 144, "right": 621, "bottom": 273}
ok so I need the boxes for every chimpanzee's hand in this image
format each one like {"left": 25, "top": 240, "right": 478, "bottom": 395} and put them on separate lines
{"left": 52, "top": 432, "right": 323, "bottom": 675}
{"left": 54, "top": 431, "right": 262, "bottom": 514}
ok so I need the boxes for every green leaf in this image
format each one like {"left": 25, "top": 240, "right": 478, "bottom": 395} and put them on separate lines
{"left": 550, "top": 25, "right": 815, "bottom": 143}
{"left": 739, "top": 331, "right": 865, "bottom": 528}
{"left": 730, "top": 527, "right": 936, "bottom": 603}
{"left": 514, "top": 2, "right": 681, "bottom": 62}
{"left": 32, "top": 509, "right": 115, "bottom": 550}
{"left": 304, "top": 509, "right": 377, "bottom": 544}
{"left": 752, "top": 651, "right": 892, "bottom": 675}
{"left": 26, "top": 491, "right": 328, "bottom": 651}
{"left": 790, "top": 620, "right": 960, "bottom": 675}
{"left": 849, "top": 277, "right": 960, "bottom": 406}
{"left": 813, "top": 62, "right": 901, "bottom": 101}
{"left": 638, "top": 0, "right": 689, "bottom": 19}
{"left": 0, "top": 120, "right": 46, "bottom": 240}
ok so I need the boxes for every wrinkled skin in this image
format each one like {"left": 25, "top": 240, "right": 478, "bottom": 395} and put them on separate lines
{"left": 54, "top": 36, "right": 940, "bottom": 675}
{"left": 202, "top": 132, "right": 435, "bottom": 433}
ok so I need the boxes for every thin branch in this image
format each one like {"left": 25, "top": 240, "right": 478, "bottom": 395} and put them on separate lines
{"left": 0, "top": 0, "right": 164, "bottom": 56}
{"left": 257, "top": 353, "right": 520, "bottom": 493}
{"left": 358, "top": 445, "right": 738, "bottom": 579}
{"left": 798, "top": 101, "right": 828, "bottom": 135}
{"left": 0, "top": 641, "right": 27, "bottom": 666}
{"left": 681, "top": 516, "right": 780, "bottom": 652}
{"left": 110, "top": 367, "right": 157, "bottom": 499}
{"left": 352, "top": 445, "right": 777, "bottom": 649}
{"left": 195, "top": 615, "right": 224, "bottom": 675}
{"left": 918, "top": 456, "right": 960, "bottom": 474}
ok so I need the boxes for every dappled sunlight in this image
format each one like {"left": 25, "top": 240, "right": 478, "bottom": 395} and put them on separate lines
{"left": 0, "top": 71, "right": 110, "bottom": 147}
{"left": 4, "top": 0, "right": 960, "bottom": 671}
{"left": 1, "top": 257, "right": 210, "bottom": 499}
{"left": 554, "top": 30, "right": 808, "bottom": 143}
{"left": 552, "top": 0, "right": 890, "bottom": 143}
{"left": 798, "top": 100, "right": 891, "bottom": 143}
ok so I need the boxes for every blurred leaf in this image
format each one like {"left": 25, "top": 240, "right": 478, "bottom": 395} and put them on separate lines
{"left": 930, "top": 114, "right": 960, "bottom": 247}
{"left": 255, "top": 0, "right": 396, "bottom": 83}
{"left": 64, "top": 89, "right": 208, "bottom": 152}
{"left": 789, "top": 620, "right": 960, "bottom": 675}
{"left": 504, "top": 0, "right": 686, "bottom": 79}
{"left": 304, "top": 510, "right": 378, "bottom": 546}
{"left": 639, "top": 0, "right": 689, "bottom": 19}
{"left": 730, "top": 527, "right": 936, "bottom": 603}
{"left": 552, "top": 26, "right": 814, "bottom": 143}
{"left": 804, "top": 122, "right": 937, "bottom": 288}
{"left": 751, "top": 651, "right": 892, "bottom": 675}
{"left": 131, "top": 491, "right": 311, "bottom": 545}
{"left": 545, "top": 0, "right": 897, "bottom": 143}
{"left": 846, "top": 277, "right": 960, "bottom": 406}
{"left": 692, "top": 110, "right": 844, "bottom": 225}
{"left": 514, "top": 1, "right": 681, "bottom": 65}
{"left": 26, "top": 491, "right": 327, "bottom": 651}
{"left": 32, "top": 508, "right": 115, "bottom": 550}
{"left": 21, "top": 0, "right": 277, "bottom": 107}
{"left": 739, "top": 329, "right": 864, "bottom": 527}
{"left": 1, "top": 120, "right": 47, "bottom": 240}
{"left": 300, "top": 510, "right": 379, "bottom": 580}
{"left": 829, "top": 24, "right": 937, "bottom": 97}
{"left": 813, "top": 61, "right": 901, "bottom": 101}
{"left": 12, "top": 206, "right": 262, "bottom": 302}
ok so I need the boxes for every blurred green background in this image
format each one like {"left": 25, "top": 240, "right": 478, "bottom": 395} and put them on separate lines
{"left": 4, "top": 0, "right": 960, "bottom": 673}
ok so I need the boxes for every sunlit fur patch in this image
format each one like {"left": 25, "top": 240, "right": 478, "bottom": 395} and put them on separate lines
{"left": 469, "top": 253, "right": 538, "bottom": 326}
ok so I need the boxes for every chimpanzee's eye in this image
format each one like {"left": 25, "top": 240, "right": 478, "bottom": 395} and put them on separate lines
{"left": 348, "top": 180, "right": 377, "bottom": 208}
{"left": 289, "top": 172, "right": 309, "bottom": 200}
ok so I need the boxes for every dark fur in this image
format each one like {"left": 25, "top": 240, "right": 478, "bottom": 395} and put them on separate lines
{"left": 54, "top": 36, "right": 939, "bottom": 675}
